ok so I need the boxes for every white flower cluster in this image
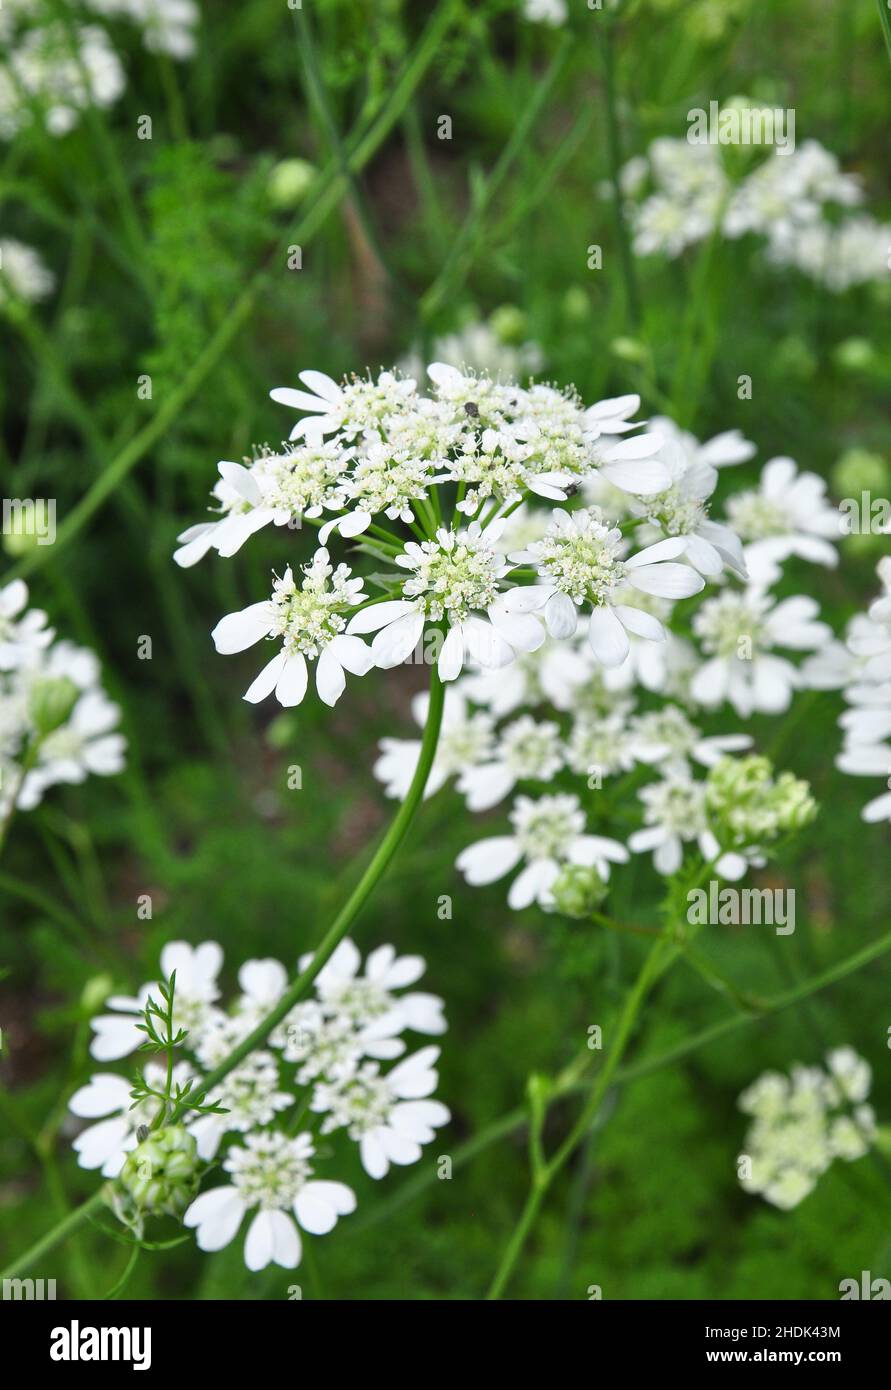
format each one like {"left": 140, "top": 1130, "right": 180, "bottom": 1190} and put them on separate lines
{"left": 0, "top": 237, "right": 55, "bottom": 306}
{"left": 72, "top": 938, "right": 448, "bottom": 1271}
{"left": 399, "top": 310, "right": 545, "bottom": 384}
{"left": 615, "top": 134, "right": 891, "bottom": 292}
{"left": 805, "top": 556, "right": 891, "bottom": 824}
{"left": 367, "top": 417, "right": 838, "bottom": 909}
{"left": 0, "top": 580, "right": 126, "bottom": 818}
{"left": 0, "top": 4, "right": 126, "bottom": 139}
{"left": 738, "top": 1048, "right": 876, "bottom": 1209}
{"left": 182, "top": 363, "right": 750, "bottom": 706}
{"left": 86, "top": 0, "right": 200, "bottom": 59}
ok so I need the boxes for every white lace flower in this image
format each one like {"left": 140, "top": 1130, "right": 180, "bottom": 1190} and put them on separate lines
{"left": 184, "top": 1131, "right": 356, "bottom": 1270}
{"left": 456, "top": 792, "right": 628, "bottom": 909}
{"left": 0, "top": 237, "right": 55, "bottom": 305}
{"left": 347, "top": 521, "right": 542, "bottom": 682}
{"left": 691, "top": 588, "right": 829, "bottom": 716}
{"left": 628, "top": 772, "right": 746, "bottom": 879}
{"left": 628, "top": 704, "right": 752, "bottom": 776}
{"left": 270, "top": 368, "right": 419, "bottom": 441}
{"left": 0, "top": 22, "right": 126, "bottom": 139}
{"left": 298, "top": 938, "right": 446, "bottom": 1042}
{"left": 374, "top": 688, "right": 495, "bottom": 801}
{"left": 69, "top": 1061, "right": 193, "bottom": 1177}
{"left": 505, "top": 506, "right": 704, "bottom": 666}
{"left": 89, "top": 941, "right": 224, "bottom": 1061}
{"left": 726, "top": 457, "right": 840, "bottom": 583}
{"left": 632, "top": 436, "right": 746, "bottom": 578}
{"left": 0, "top": 579, "right": 54, "bottom": 669}
{"left": 312, "top": 1046, "right": 450, "bottom": 1179}
{"left": 459, "top": 714, "right": 564, "bottom": 810}
{"left": 212, "top": 549, "right": 373, "bottom": 707}
{"left": 738, "top": 1050, "right": 876, "bottom": 1210}
{"left": 189, "top": 1053, "right": 293, "bottom": 1160}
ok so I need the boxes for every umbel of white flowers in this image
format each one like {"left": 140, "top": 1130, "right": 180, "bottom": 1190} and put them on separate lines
{"left": 70, "top": 938, "right": 449, "bottom": 1272}
{"left": 0, "top": 579, "right": 126, "bottom": 818}
{"left": 737, "top": 1048, "right": 877, "bottom": 1210}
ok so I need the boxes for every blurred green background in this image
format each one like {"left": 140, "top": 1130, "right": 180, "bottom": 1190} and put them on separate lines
{"left": 1, "top": 0, "right": 890, "bottom": 1298}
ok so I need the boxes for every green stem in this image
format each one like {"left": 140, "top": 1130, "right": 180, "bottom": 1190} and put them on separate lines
{"left": 2, "top": 667, "right": 446, "bottom": 1281}
{"left": 878, "top": 0, "right": 891, "bottom": 66}
{"left": 487, "top": 931, "right": 670, "bottom": 1299}
{"left": 3, "top": 0, "right": 459, "bottom": 586}
{"left": 599, "top": 25, "right": 642, "bottom": 331}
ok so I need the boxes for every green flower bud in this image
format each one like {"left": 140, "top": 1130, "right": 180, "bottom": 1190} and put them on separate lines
{"left": 610, "top": 336, "right": 647, "bottom": 365}
{"left": 548, "top": 863, "right": 608, "bottom": 919}
{"left": 831, "top": 448, "right": 890, "bottom": 500}
{"left": 833, "top": 337, "right": 876, "bottom": 374}
{"left": 489, "top": 304, "right": 528, "bottom": 346}
{"left": 562, "top": 286, "right": 590, "bottom": 322}
{"left": 705, "top": 756, "right": 817, "bottom": 847}
{"left": 29, "top": 676, "right": 80, "bottom": 738}
{"left": 119, "top": 1126, "right": 200, "bottom": 1219}
{"left": 80, "top": 973, "right": 114, "bottom": 1015}
{"left": 268, "top": 158, "right": 317, "bottom": 209}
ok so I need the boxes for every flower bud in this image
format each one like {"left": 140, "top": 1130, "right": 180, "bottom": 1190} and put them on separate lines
{"left": 547, "top": 863, "right": 608, "bottom": 919}
{"left": 119, "top": 1126, "right": 200, "bottom": 1218}
{"left": 268, "top": 158, "right": 317, "bottom": 209}
{"left": 706, "top": 755, "right": 817, "bottom": 846}
{"left": 29, "top": 676, "right": 79, "bottom": 738}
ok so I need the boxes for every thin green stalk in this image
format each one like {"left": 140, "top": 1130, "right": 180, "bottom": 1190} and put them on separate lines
{"left": 3, "top": 0, "right": 459, "bottom": 587}
{"left": 878, "top": 0, "right": 891, "bottom": 67}
{"left": 598, "top": 25, "right": 642, "bottom": 330}
{"left": 176, "top": 667, "right": 445, "bottom": 1117}
{"left": 487, "top": 931, "right": 671, "bottom": 1298}
{"left": 351, "top": 926, "right": 891, "bottom": 1236}
{"left": 420, "top": 32, "right": 572, "bottom": 321}
{"left": 3, "top": 667, "right": 446, "bottom": 1281}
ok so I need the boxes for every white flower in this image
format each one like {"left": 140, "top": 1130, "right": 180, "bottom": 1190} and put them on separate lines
{"left": 212, "top": 550, "right": 373, "bottom": 708}
{"left": 505, "top": 506, "right": 705, "bottom": 667}
{"left": 459, "top": 714, "right": 564, "bottom": 810}
{"left": 0, "top": 580, "right": 53, "bottom": 669}
{"left": 738, "top": 1049, "right": 875, "bottom": 1210}
{"left": 184, "top": 1131, "right": 356, "bottom": 1270}
{"left": 69, "top": 1061, "right": 193, "bottom": 1177}
{"left": 725, "top": 457, "right": 840, "bottom": 580}
{"left": 298, "top": 938, "right": 446, "bottom": 1041}
{"left": 87, "top": 0, "right": 201, "bottom": 61}
{"left": 456, "top": 792, "right": 628, "bottom": 909}
{"left": 374, "top": 687, "right": 495, "bottom": 801}
{"left": 270, "top": 368, "right": 419, "bottom": 441}
{"left": 18, "top": 689, "right": 126, "bottom": 809}
{"left": 631, "top": 435, "right": 747, "bottom": 578}
{"left": 347, "top": 522, "right": 543, "bottom": 682}
{"left": 0, "top": 238, "right": 55, "bottom": 305}
{"left": 691, "top": 589, "right": 829, "bottom": 716}
{"left": 89, "top": 941, "right": 224, "bottom": 1061}
{"left": 189, "top": 1053, "right": 293, "bottom": 1160}
{"left": 312, "top": 1046, "right": 450, "bottom": 1179}
{"left": 628, "top": 773, "right": 745, "bottom": 878}
{"left": 0, "top": 23, "right": 126, "bottom": 140}
{"left": 628, "top": 704, "right": 752, "bottom": 776}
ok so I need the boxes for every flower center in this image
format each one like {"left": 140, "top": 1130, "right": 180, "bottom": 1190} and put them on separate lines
{"left": 510, "top": 793, "right": 585, "bottom": 860}
{"left": 693, "top": 592, "right": 768, "bottom": 659}
{"left": 225, "top": 1132, "right": 314, "bottom": 1209}
{"left": 500, "top": 717, "right": 563, "bottom": 779}
{"left": 400, "top": 529, "right": 503, "bottom": 623}
{"left": 725, "top": 491, "right": 787, "bottom": 540}
{"left": 639, "top": 777, "right": 707, "bottom": 837}
{"left": 529, "top": 508, "right": 626, "bottom": 606}
{"left": 270, "top": 552, "right": 363, "bottom": 658}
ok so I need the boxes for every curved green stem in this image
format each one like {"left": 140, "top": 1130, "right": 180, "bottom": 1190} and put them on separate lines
{"left": 1, "top": 667, "right": 445, "bottom": 1282}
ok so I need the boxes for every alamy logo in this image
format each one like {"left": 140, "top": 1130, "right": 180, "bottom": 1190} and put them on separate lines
{"left": 2, "top": 1277, "right": 56, "bottom": 1300}
{"left": 687, "top": 100, "right": 796, "bottom": 155}
{"left": 687, "top": 882, "right": 795, "bottom": 935}
{"left": 50, "top": 1321, "right": 152, "bottom": 1371}
{"left": 839, "top": 1271, "right": 890, "bottom": 1300}
{"left": 1, "top": 497, "right": 56, "bottom": 545}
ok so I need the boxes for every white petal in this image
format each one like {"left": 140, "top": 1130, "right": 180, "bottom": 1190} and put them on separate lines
{"left": 294, "top": 1180, "right": 356, "bottom": 1235}
{"left": 372, "top": 611, "right": 425, "bottom": 668}
{"left": 627, "top": 562, "right": 704, "bottom": 599}
{"left": 347, "top": 600, "right": 415, "bottom": 635}
{"left": 275, "top": 652, "right": 309, "bottom": 707}
{"left": 456, "top": 836, "right": 523, "bottom": 885}
{"left": 587, "top": 607, "right": 630, "bottom": 667}
{"left": 212, "top": 603, "right": 273, "bottom": 654}
{"left": 244, "top": 651, "right": 287, "bottom": 704}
